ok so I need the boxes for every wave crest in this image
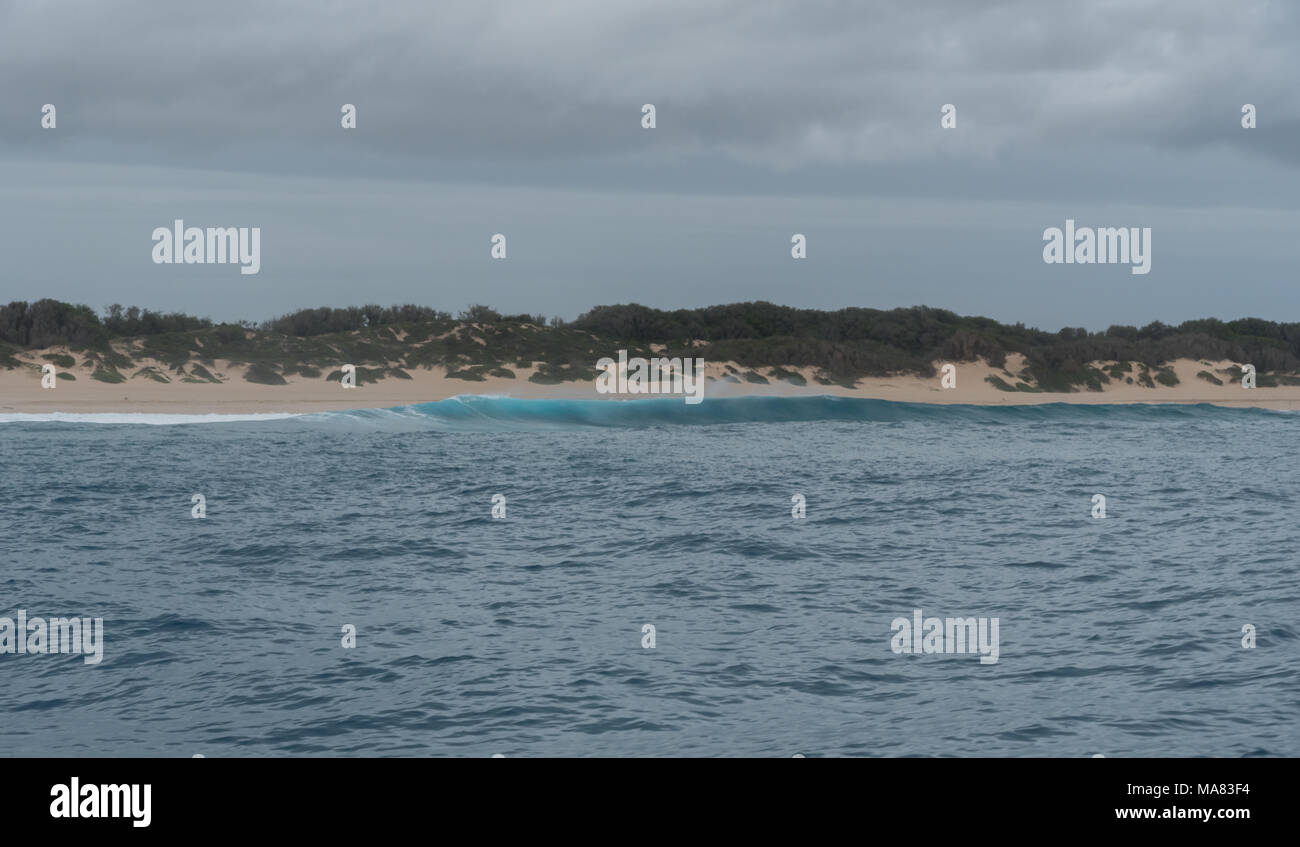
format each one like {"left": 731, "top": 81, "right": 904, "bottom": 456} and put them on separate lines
{"left": 2, "top": 396, "right": 1282, "bottom": 430}
{"left": 303, "top": 395, "right": 1279, "bottom": 431}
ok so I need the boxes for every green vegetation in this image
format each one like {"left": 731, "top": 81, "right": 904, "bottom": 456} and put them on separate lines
{"left": 90, "top": 365, "right": 126, "bottom": 384}
{"left": 1197, "top": 370, "right": 1224, "bottom": 386}
{"left": 6, "top": 299, "right": 1300, "bottom": 392}
{"left": 243, "top": 363, "right": 287, "bottom": 385}
{"left": 1104, "top": 361, "right": 1131, "bottom": 380}
{"left": 132, "top": 366, "right": 171, "bottom": 383}
{"left": 768, "top": 366, "right": 806, "bottom": 385}
{"left": 183, "top": 363, "right": 222, "bottom": 384}
{"left": 1, "top": 300, "right": 105, "bottom": 349}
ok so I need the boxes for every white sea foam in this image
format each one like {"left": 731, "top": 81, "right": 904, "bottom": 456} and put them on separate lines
{"left": 0, "top": 412, "right": 302, "bottom": 425}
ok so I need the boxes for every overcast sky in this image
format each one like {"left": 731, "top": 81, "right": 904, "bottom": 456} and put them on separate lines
{"left": 2, "top": 0, "right": 1297, "bottom": 330}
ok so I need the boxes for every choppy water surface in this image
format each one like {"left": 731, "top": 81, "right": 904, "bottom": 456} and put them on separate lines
{"left": 1, "top": 397, "right": 1296, "bottom": 756}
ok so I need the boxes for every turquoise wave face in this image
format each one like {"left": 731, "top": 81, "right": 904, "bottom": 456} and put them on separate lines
{"left": 304, "top": 395, "right": 1287, "bottom": 431}
{"left": 1, "top": 395, "right": 1287, "bottom": 432}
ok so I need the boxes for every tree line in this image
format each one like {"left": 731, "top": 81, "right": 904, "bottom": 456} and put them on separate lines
{"left": 5, "top": 299, "right": 1300, "bottom": 389}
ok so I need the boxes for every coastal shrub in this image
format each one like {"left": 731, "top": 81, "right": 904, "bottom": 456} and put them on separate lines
{"left": 214, "top": 324, "right": 245, "bottom": 345}
{"left": 19, "top": 298, "right": 1300, "bottom": 395}
{"left": 0, "top": 300, "right": 107, "bottom": 349}
{"left": 446, "top": 366, "right": 488, "bottom": 381}
{"left": 91, "top": 365, "right": 126, "bottom": 383}
{"left": 102, "top": 349, "right": 135, "bottom": 370}
{"left": 1197, "top": 371, "right": 1224, "bottom": 385}
{"left": 768, "top": 366, "right": 806, "bottom": 385}
{"left": 260, "top": 305, "right": 452, "bottom": 337}
{"left": 243, "top": 363, "right": 287, "bottom": 385}
{"left": 187, "top": 364, "right": 222, "bottom": 383}
{"left": 815, "top": 372, "right": 857, "bottom": 388}
{"left": 459, "top": 304, "right": 502, "bottom": 323}
{"left": 132, "top": 366, "right": 170, "bottom": 383}
{"left": 528, "top": 362, "right": 593, "bottom": 383}
{"left": 140, "top": 333, "right": 193, "bottom": 367}
{"left": 103, "top": 304, "right": 211, "bottom": 338}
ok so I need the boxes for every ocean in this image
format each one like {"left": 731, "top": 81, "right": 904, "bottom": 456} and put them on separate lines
{"left": 2, "top": 396, "right": 1296, "bottom": 757}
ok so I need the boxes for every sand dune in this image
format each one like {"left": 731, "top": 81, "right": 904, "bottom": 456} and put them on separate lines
{"left": 3, "top": 352, "right": 1297, "bottom": 414}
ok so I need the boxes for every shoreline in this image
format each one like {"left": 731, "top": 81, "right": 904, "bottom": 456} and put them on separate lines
{"left": 4, "top": 356, "right": 1300, "bottom": 414}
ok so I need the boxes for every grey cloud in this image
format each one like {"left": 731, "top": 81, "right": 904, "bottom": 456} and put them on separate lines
{"left": 2, "top": 1, "right": 1298, "bottom": 329}
{"left": 2, "top": 0, "right": 1297, "bottom": 181}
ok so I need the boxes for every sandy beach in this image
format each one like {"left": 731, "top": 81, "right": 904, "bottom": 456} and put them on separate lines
{"left": 3, "top": 353, "right": 1298, "bottom": 414}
